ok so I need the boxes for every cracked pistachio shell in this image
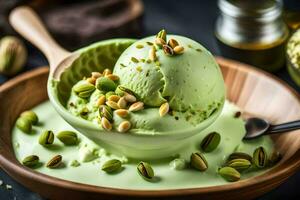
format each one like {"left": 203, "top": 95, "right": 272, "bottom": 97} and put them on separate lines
{"left": 200, "top": 132, "right": 221, "bottom": 152}
{"left": 39, "top": 130, "right": 54, "bottom": 146}
{"left": 57, "top": 131, "right": 78, "bottom": 145}
{"left": 137, "top": 161, "right": 154, "bottom": 180}
{"left": 101, "top": 159, "right": 122, "bottom": 173}
{"left": 218, "top": 167, "right": 240, "bottom": 182}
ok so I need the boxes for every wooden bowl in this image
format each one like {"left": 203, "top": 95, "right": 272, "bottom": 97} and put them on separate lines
{"left": 0, "top": 57, "right": 300, "bottom": 200}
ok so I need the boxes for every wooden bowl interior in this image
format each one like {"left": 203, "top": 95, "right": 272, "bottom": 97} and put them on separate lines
{"left": 0, "top": 58, "right": 300, "bottom": 199}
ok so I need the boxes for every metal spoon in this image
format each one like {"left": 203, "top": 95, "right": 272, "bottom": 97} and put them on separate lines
{"left": 244, "top": 118, "right": 300, "bottom": 139}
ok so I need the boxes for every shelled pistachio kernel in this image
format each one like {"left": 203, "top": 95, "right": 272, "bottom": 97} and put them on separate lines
{"left": 168, "top": 38, "right": 179, "bottom": 49}
{"left": 102, "top": 68, "right": 112, "bottom": 76}
{"left": 137, "top": 161, "right": 154, "bottom": 180}
{"left": 129, "top": 102, "right": 144, "bottom": 112}
{"left": 105, "top": 91, "right": 116, "bottom": 99}
{"left": 106, "top": 100, "right": 119, "bottom": 110}
{"left": 156, "top": 29, "right": 167, "bottom": 42}
{"left": 163, "top": 45, "right": 174, "bottom": 56}
{"left": 117, "top": 97, "right": 127, "bottom": 109}
{"left": 268, "top": 150, "right": 282, "bottom": 165}
{"left": 118, "top": 121, "right": 131, "bottom": 133}
{"left": 253, "top": 146, "right": 268, "bottom": 168}
{"left": 22, "top": 155, "right": 39, "bottom": 167}
{"left": 115, "top": 109, "right": 129, "bottom": 118}
{"left": 20, "top": 110, "right": 38, "bottom": 125}
{"left": 106, "top": 74, "right": 119, "bottom": 81}
{"left": 91, "top": 72, "right": 102, "bottom": 79}
{"left": 101, "top": 117, "right": 112, "bottom": 131}
{"left": 47, "top": 155, "right": 62, "bottom": 168}
{"left": 86, "top": 77, "right": 96, "bottom": 85}
{"left": 108, "top": 95, "right": 120, "bottom": 103}
{"left": 227, "top": 152, "right": 252, "bottom": 162}
{"left": 39, "top": 130, "right": 54, "bottom": 146}
{"left": 174, "top": 46, "right": 184, "bottom": 54}
{"left": 218, "top": 167, "right": 240, "bottom": 182}
{"left": 190, "top": 152, "right": 208, "bottom": 171}
{"left": 96, "top": 77, "right": 117, "bottom": 92}
{"left": 149, "top": 46, "right": 157, "bottom": 61}
{"left": 102, "top": 159, "right": 122, "bottom": 173}
{"left": 200, "top": 132, "right": 221, "bottom": 152}
{"left": 99, "top": 105, "right": 113, "bottom": 121}
{"left": 16, "top": 117, "right": 32, "bottom": 133}
{"left": 124, "top": 93, "right": 137, "bottom": 103}
{"left": 226, "top": 158, "right": 251, "bottom": 171}
{"left": 56, "top": 131, "right": 78, "bottom": 145}
{"left": 96, "top": 95, "right": 106, "bottom": 106}
{"left": 159, "top": 102, "right": 169, "bottom": 117}
{"left": 73, "top": 81, "right": 95, "bottom": 98}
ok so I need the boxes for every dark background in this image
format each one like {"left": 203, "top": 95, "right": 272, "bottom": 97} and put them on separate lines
{"left": 0, "top": 0, "right": 300, "bottom": 199}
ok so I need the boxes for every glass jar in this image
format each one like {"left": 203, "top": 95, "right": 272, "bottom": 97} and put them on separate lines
{"left": 215, "top": 0, "right": 289, "bottom": 72}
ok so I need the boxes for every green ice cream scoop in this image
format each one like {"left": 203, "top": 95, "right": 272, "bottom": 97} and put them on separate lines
{"left": 114, "top": 35, "right": 225, "bottom": 125}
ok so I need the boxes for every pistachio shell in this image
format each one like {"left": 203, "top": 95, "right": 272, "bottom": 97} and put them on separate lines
{"left": 190, "top": 152, "right": 208, "bottom": 171}
{"left": 218, "top": 167, "right": 240, "bottom": 182}
{"left": 101, "top": 159, "right": 122, "bottom": 173}
{"left": 137, "top": 161, "right": 154, "bottom": 180}
{"left": 99, "top": 105, "right": 113, "bottom": 121}
{"left": 253, "top": 146, "right": 268, "bottom": 168}
{"left": 16, "top": 117, "right": 32, "bottom": 133}
{"left": 22, "top": 155, "right": 39, "bottom": 167}
{"left": 115, "top": 85, "right": 134, "bottom": 97}
{"left": 156, "top": 29, "right": 167, "bottom": 42}
{"left": 39, "top": 130, "right": 54, "bottom": 146}
{"left": 226, "top": 158, "right": 251, "bottom": 171}
{"left": 227, "top": 152, "right": 252, "bottom": 162}
{"left": 200, "top": 132, "right": 221, "bottom": 152}
{"left": 73, "top": 81, "right": 95, "bottom": 98}
{"left": 47, "top": 155, "right": 62, "bottom": 168}
{"left": 57, "top": 131, "right": 78, "bottom": 145}
{"left": 20, "top": 110, "right": 39, "bottom": 125}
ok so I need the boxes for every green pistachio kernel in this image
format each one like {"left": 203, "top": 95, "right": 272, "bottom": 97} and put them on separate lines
{"left": 22, "top": 155, "right": 39, "bottom": 167}
{"left": 218, "top": 167, "right": 240, "bottom": 182}
{"left": 200, "top": 131, "right": 221, "bottom": 152}
{"left": 57, "top": 131, "right": 78, "bottom": 145}
{"left": 253, "top": 146, "right": 268, "bottom": 168}
{"left": 101, "top": 159, "right": 122, "bottom": 173}
{"left": 20, "top": 110, "right": 39, "bottom": 125}
{"left": 39, "top": 130, "right": 55, "bottom": 146}
{"left": 105, "top": 91, "right": 116, "bottom": 99}
{"left": 227, "top": 152, "right": 252, "bottom": 162}
{"left": 137, "top": 161, "right": 154, "bottom": 180}
{"left": 16, "top": 117, "right": 32, "bottom": 133}
{"left": 156, "top": 29, "right": 167, "bottom": 42}
{"left": 190, "top": 152, "right": 208, "bottom": 171}
{"left": 96, "top": 77, "right": 117, "bottom": 92}
{"left": 226, "top": 158, "right": 251, "bottom": 171}
{"left": 73, "top": 81, "right": 95, "bottom": 98}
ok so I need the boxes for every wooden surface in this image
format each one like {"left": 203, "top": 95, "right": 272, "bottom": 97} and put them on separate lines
{"left": 0, "top": 58, "right": 300, "bottom": 199}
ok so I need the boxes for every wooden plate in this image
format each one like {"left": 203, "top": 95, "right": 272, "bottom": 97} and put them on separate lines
{"left": 0, "top": 57, "right": 300, "bottom": 200}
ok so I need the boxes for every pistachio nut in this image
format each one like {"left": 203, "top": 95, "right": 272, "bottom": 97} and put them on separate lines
{"left": 163, "top": 45, "right": 174, "bottom": 56}
{"left": 156, "top": 29, "right": 167, "bottom": 42}
{"left": 268, "top": 150, "right": 282, "bottom": 166}
{"left": 159, "top": 102, "right": 169, "bottom": 117}
{"left": 136, "top": 44, "right": 144, "bottom": 49}
{"left": 227, "top": 152, "right": 252, "bottom": 162}
{"left": 218, "top": 167, "right": 240, "bottom": 182}
{"left": 103, "top": 68, "right": 112, "bottom": 76}
{"left": 20, "top": 110, "right": 39, "bottom": 125}
{"left": 73, "top": 81, "right": 95, "bottom": 98}
{"left": 96, "top": 77, "right": 117, "bottom": 92}
{"left": 168, "top": 38, "right": 179, "bottom": 49}
{"left": 0, "top": 36, "right": 27, "bottom": 76}
{"left": 200, "top": 132, "right": 221, "bottom": 152}
{"left": 173, "top": 45, "right": 184, "bottom": 54}
{"left": 22, "top": 155, "right": 39, "bottom": 167}
{"left": 105, "top": 91, "right": 116, "bottom": 99}
{"left": 190, "top": 152, "right": 208, "bottom": 171}
{"left": 99, "top": 105, "right": 113, "bottom": 121}
{"left": 253, "top": 146, "right": 268, "bottom": 168}
{"left": 46, "top": 155, "right": 62, "bottom": 168}
{"left": 39, "top": 130, "right": 55, "bottom": 146}
{"left": 101, "top": 117, "right": 112, "bottom": 131}
{"left": 226, "top": 158, "right": 251, "bottom": 171}
{"left": 16, "top": 117, "right": 32, "bottom": 133}
{"left": 101, "top": 159, "right": 122, "bottom": 173}
{"left": 118, "top": 121, "right": 131, "bottom": 133}
{"left": 79, "top": 107, "right": 89, "bottom": 119}
{"left": 137, "top": 161, "right": 154, "bottom": 180}
{"left": 149, "top": 46, "right": 157, "bottom": 61}
{"left": 57, "top": 131, "right": 78, "bottom": 145}
{"left": 129, "top": 102, "right": 144, "bottom": 112}
{"left": 115, "top": 85, "right": 134, "bottom": 97}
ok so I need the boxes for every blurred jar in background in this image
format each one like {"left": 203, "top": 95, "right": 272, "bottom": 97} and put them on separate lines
{"left": 283, "top": 0, "right": 300, "bottom": 31}
{"left": 215, "top": 0, "right": 289, "bottom": 72}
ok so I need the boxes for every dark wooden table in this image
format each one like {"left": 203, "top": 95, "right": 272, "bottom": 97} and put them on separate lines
{"left": 0, "top": 0, "right": 299, "bottom": 199}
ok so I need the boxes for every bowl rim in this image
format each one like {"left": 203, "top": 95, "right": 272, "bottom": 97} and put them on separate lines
{"left": 1, "top": 57, "right": 300, "bottom": 197}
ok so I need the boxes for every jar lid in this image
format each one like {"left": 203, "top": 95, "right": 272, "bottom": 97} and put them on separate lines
{"left": 218, "top": 0, "right": 283, "bottom": 22}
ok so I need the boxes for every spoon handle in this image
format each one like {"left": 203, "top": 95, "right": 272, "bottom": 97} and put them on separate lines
{"left": 9, "top": 6, "right": 70, "bottom": 73}
{"left": 268, "top": 120, "right": 300, "bottom": 134}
